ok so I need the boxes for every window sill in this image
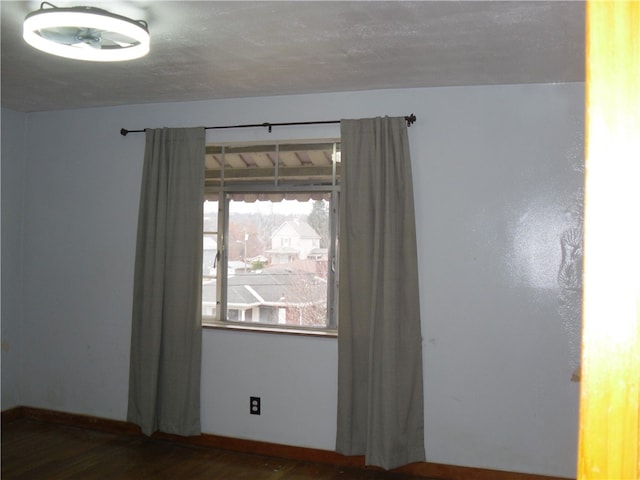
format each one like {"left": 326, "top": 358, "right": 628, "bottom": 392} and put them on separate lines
{"left": 202, "top": 321, "right": 338, "bottom": 338}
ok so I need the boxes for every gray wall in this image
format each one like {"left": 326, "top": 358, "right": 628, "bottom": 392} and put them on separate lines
{"left": 1, "top": 107, "right": 27, "bottom": 409}
{"left": 1, "top": 83, "right": 583, "bottom": 477}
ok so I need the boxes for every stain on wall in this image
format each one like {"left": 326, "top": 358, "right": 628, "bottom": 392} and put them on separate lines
{"left": 558, "top": 130, "right": 584, "bottom": 381}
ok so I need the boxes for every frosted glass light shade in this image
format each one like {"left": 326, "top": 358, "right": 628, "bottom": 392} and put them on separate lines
{"left": 23, "top": 5, "right": 150, "bottom": 62}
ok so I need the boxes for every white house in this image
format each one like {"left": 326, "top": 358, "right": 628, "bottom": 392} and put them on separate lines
{"left": 267, "top": 220, "right": 321, "bottom": 264}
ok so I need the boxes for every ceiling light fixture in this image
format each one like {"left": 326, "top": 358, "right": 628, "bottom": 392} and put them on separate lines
{"left": 23, "top": 2, "right": 150, "bottom": 62}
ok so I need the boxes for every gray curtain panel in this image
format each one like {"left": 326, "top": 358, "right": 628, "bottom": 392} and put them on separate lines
{"left": 336, "top": 117, "right": 425, "bottom": 469}
{"left": 128, "top": 127, "right": 205, "bottom": 437}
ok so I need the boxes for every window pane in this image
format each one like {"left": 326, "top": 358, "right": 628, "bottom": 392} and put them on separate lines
{"left": 202, "top": 141, "right": 340, "bottom": 331}
{"left": 226, "top": 195, "right": 330, "bottom": 327}
{"left": 202, "top": 198, "right": 219, "bottom": 320}
{"left": 205, "top": 142, "right": 340, "bottom": 187}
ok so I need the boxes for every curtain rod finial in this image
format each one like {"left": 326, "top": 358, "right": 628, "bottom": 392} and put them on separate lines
{"left": 120, "top": 128, "right": 129, "bottom": 136}
{"left": 405, "top": 114, "right": 416, "bottom": 126}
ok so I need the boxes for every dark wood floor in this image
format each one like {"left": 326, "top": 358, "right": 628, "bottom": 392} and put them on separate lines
{"left": 1, "top": 420, "right": 433, "bottom": 479}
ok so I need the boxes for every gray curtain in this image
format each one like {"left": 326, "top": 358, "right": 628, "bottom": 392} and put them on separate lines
{"left": 336, "top": 117, "right": 425, "bottom": 469}
{"left": 128, "top": 127, "right": 205, "bottom": 436}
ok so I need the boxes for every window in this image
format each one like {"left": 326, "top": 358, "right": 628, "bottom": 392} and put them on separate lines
{"left": 202, "top": 141, "right": 340, "bottom": 332}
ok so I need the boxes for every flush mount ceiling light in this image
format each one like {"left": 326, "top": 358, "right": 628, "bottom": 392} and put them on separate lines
{"left": 23, "top": 2, "right": 150, "bottom": 62}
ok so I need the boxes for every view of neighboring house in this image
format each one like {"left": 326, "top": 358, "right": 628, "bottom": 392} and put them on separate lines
{"left": 202, "top": 267, "right": 327, "bottom": 327}
{"left": 203, "top": 219, "right": 329, "bottom": 327}
{"left": 266, "top": 219, "right": 325, "bottom": 264}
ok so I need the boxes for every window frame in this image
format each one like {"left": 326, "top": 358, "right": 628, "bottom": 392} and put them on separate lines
{"left": 202, "top": 140, "right": 340, "bottom": 335}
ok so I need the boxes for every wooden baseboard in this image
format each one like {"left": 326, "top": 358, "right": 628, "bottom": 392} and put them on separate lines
{"left": 2, "top": 406, "right": 573, "bottom": 480}
{"left": 20, "top": 407, "right": 141, "bottom": 436}
{"left": 1, "top": 406, "right": 25, "bottom": 425}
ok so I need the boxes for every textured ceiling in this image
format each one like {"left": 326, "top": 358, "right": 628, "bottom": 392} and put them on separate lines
{"left": 1, "top": 1, "right": 585, "bottom": 113}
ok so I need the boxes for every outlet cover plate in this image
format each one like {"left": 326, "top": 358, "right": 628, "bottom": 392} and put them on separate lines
{"left": 250, "top": 396, "right": 261, "bottom": 415}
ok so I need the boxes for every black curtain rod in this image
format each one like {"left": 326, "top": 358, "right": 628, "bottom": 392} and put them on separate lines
{"left": 120, "top": 114, "right": 416, "bottom": 136}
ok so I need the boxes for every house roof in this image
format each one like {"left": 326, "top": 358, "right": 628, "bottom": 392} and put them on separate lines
{"left": 271, "top": 221, "right": 320, "bottom": 240}
{"left": 202, "top": 269, "right": 326, "bottom": 308}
